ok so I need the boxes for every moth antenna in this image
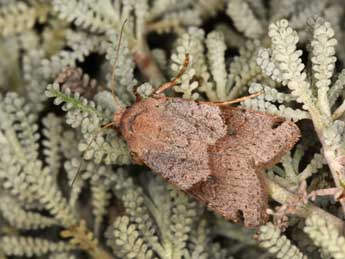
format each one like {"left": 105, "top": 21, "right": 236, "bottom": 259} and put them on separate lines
{"left": 201, "top": 91, "right": 263, "bottom": 106}
{"left": 71, "top": 122, "right": 115, "bottom": 188}
{"left": 110, "top": 19, "right": 128, "bottom": 109}
{"left": 153, "top": 53, "right": 190, "bottom": 95}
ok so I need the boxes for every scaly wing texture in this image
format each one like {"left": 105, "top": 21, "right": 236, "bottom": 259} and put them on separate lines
{"left": 120, "top": 97, "right": 227, "bottom": 190}
{"left": 189, "top": 107, "right": 300, "bottom": 227}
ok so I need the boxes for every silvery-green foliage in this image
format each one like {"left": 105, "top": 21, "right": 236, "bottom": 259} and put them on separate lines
{"left": 45, "top": 83, "right": 130, "bottom": 165}
{"left": 0, "top": 1, "right": 49, "bottom": 36}
{"left": 0, "top": 195, "right": 57, "bottom": 230}
{"left": 40, "top": 31, "right": 104, "bottom": 80}
{"left": 49, "top": 252, "right": 76, "bottom": 259}
{"left": 137, "top": 82, "right": 155, "bottom": 98}
{"left": 329, "top": 69, "right": 345, "bottom": 107}
{"left": 0, "top": 93, "right": 78, "bottom": 227}
{"left": 52, "top": 0, "right": 119, "bottom": 33}
{"left": 3, "top": 0, "right": 345, "bottom": 259}
{"left": 268, "top": 140, "right": 326, "bottom": 191}
{"left": 42, "top": 113, "right": 63, "bottom": 177}
{"left": 152, "top": 48, "right": 168, "bottom": 72}
{"left": 206, "top": 31, "right": 227, "bottom": 100}
{"left": 0, "top": 33, "right": 23, "bottom": 91}
{"left": 170, "top": 29, "right": 265, "bottom": 101}
{"left": 226, "top": 40, "right": 264, "bottom": 99}
{"left": 106, "top": 171, "right": 229, "bottom": 259}
{"left": 242, "top": 83, "right": 310, "bottom": 122}
{"left": 298, "top": 152, "right": 325, "bottom": 182}
{"left": 0, "top": 236, "right": 74, "bottom": 258}
{"left": 0, "top": 93, "right": 80, "bottom": 257}
{"left": 258, "top": 20, "right": 314, "bottom": 107}
{"left": 103, "top": 31, "right": 137, "bottom": 105}
{"left": 23, "top": 49, "right": 47, "bottom": 111}
{"left": 304, "top": 213, "right": 345, "bottom": 259}
{"left": 257, "top": 223, "right": 307, "bottom": 259}
{"left": 226, "top": 0, "right": 264, "bottom": 39}
{"left": 170, "top": 27, "right": 208, "bottom": 100}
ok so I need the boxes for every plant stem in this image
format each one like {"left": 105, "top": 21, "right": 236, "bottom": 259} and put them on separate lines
{"left": 267, "top": 178, "right": 345, "bottom": 233}
{"left": 61, "top": 220, "right": 112, "bottom": 259}
{"left": 321, "top": 146, "right": 345, "bottom": 212}
{"left": 133, "top": 41, "right": 165, "bottom": 87}
{"left": 306, "top": 100, "right": 345, "bottom": 213}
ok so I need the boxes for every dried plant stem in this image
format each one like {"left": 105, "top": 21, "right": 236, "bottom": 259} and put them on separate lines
{"left": 60, "top": 220, "right": 112, "bottom": 259}
{"left": 321, "top": 146, "right": 345, "bottom": 211}
{"left": 134, "top": 42, "right": 165, "bottom": 87}
{"left": 307, "top": 105, "right": 345, "bottom": 213}
{"left": 312, "top": 115, "right": 345, "bottom": 212}
{"left": 267, "top": 178, "right": 345, "bottom": 233}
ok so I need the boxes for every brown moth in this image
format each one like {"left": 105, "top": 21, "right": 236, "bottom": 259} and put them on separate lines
{"left": 70, "top": 22, "right": 300, "bottom": 227}
{"left": 113, "top": 87, "right": 300, "bottom": 227}
{"left": 65, "top": 64, "right": 301, "bottom": 227}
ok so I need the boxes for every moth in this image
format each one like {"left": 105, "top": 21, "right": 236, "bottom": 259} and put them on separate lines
{"left": 109, "top": 55, "right": 299, "bottom": 227}
{"left": 112, "top": 85, "right": 299, "bottom": 227}
{"left": 68, "top": 22, "right": 300, "bottom": 228}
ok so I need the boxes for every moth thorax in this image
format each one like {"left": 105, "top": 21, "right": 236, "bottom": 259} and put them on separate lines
{"left": 114, "top": 108, "right": 126, "bottom": 128}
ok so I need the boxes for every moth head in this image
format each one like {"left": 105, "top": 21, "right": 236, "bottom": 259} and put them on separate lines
{"left": 114, "top": 108, "right": 126, "bottom": 128}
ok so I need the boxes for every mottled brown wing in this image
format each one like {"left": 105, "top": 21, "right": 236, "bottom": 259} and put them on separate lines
{"left": 189, "top": 107, "right": 300, "bottom": 227}
{"left": 119, "top": 97, "right": 227, "bottom": 190}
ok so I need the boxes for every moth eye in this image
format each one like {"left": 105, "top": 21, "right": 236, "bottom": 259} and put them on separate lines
{"left": 130, "top": 151, "right": 138, "bottom": 157}
{"left": 271, "top": 120, "right": 283, "bottom": 129}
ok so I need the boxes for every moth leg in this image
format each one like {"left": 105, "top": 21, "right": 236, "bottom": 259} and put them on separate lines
{"left": 153, "top": 53, "right": 190, "bottom": 96}
{"left": 199, "top": 91, "right": 263, "bottom": 106}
